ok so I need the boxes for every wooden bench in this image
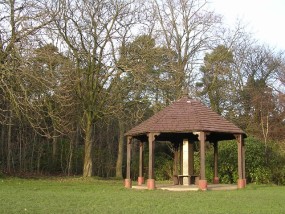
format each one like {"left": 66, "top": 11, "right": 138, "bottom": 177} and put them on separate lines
{"left": 177, "top": 175, "right": 199, "bottom": 185}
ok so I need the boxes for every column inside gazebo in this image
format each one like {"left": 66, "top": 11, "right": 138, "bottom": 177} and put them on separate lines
{"left": 137, "top": 142, "right": 144, "bottom": 185}
{"left": 213, "top": 141, "right": 219, "bottom": 184}
{"left": 189, "top": 140, "right": 195, "bottom": 182}
{"left": 173, "top": 142, "right": 179, "bottom": 185}
{"left": 181, "top": 139, "right": 195, "bottom": 185}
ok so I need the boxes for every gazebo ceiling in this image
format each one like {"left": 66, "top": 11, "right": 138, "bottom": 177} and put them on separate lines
{"left": 125, "top": 96, "right": 246, "bottom": 141}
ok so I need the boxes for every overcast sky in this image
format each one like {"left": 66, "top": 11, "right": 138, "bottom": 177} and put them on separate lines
{"left": 209, "top": 0, "right": 285, "bottom": 51}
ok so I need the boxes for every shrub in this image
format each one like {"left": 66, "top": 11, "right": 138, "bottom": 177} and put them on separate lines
{"left": 249, "top": 167, "right": 271, "bottom": 184}
{"left": 155, "top": 155, "right": 173, "bottom": 180}
{"left": 271, "top": 166, "right": 285, "bottom": 185}
{"left": 205, "top": 137, "right": 285, "bottom": 185}
{"left": 205, "top": 141, "right": 238, "bottom": 184}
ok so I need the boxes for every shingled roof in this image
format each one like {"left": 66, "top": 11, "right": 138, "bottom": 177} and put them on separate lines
{"left": 125, "top": 96, "right": 245, "bottom": 137}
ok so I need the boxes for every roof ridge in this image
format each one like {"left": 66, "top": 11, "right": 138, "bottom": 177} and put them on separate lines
{"left": 191, "top": 99, "right": 204, "bottom": 131}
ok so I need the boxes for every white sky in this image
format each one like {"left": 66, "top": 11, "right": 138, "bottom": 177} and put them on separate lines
{"left": 209, "top": 0, "right": 285, "bottom": 51}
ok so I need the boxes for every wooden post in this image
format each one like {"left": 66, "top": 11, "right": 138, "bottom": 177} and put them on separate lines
{"left": 147, "top": 133, "right": 155, "bottom": 190}
{"left": 125, "top": 136, "right": 132, "bottom": 188}
{"left": 138, "top": 142, "right": 144, "bottom": 185}
{"left": 174, "top": 146, "right": 178, "bottom": 175}
{"left": 213, "top": 141, "right": 219, "bottom": 184}
{"left": 198, "top": 132, "right": 207, "bottom": 190}
{"left": 199, "top": 132, "right": 206, "bottom": 179}
{"left": 236, "top": 134, "right": 245, "bottom": 188}
{"left": 173, "top": 143, "right": 179, "bottom": 185}
{"left": 242, "top": 137, "right": 246, "bottom": 186}
{"left": 189, "top": 141, "right": 194, "bottom": 175}
{"left": 180, "top": 141, "right": 183, "bottom": 176}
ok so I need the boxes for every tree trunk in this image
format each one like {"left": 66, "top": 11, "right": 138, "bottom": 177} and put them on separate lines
{"left": 0, "top": 125, "right": 4, "bottom": 171}
{"left": 37, "top": 143, "right": 43, "bottom": 174}
{"left": 83, "top": 115, "right": 93, "bottom": 177}
{"left": 67, "top": 125, "right": 80, "bottom": 176}
{"left": 52, "top": 134, "right": 57, "bottom": 161}
{"left": 115, "top": 120, "right": 124, "bottom": 178}
{"left": 7, "top": 111, "right": 12, "bottom": 173}
{"left": 22, "top": 129, "right": 27, "bottom": 172}
{"left": 18, "top": 128, "right": 22, "bottom": 172}
{"left": 67, "top": 138, "right": 74, "bottom": 176}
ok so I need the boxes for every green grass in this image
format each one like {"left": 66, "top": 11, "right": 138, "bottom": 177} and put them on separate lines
{"left": 0, "top": 177, "right": 284, "bottom": 214}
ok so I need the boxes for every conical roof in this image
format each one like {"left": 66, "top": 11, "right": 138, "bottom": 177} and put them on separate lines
{"left": 125, "top": 96, "right": 245, "bottom": 136}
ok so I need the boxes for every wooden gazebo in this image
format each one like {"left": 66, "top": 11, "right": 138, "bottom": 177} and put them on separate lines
{"left": 124, "top": 95, "right": 246, "bottom": 190}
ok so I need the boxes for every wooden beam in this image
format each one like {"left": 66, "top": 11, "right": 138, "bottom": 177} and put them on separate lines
{"left": 174, "top": 146, "right": 178, "bottom": 175}
{"left": 147, "top": 133, "right": 155, "bottom": 179}
{"left": 147, "top": 133, "right": 160, "bottom": 190}
{"left": 126, "top": 136, "right": 132, "bottom": 180}
{"left": 242, "top": 137, "right": 246, "bottom": 180}
{"left": 125, "top": 136, "right": 132, "bottom": 188}
{"left": 236, "top": 134, "right": 245, "bottom": 188}
{"left": 237, "top": 134, "right": 243, "bottom": 180}
{"left": 198, "top": 132, "right": 207, "bottom": 190}
{"left": 137, "top": 141, "right": 145, "bottom": 185}
{"left": 139, "top": 142, "right": 144, "bottom": 178}
{"left": 213, "top": 141, "right": 219, "bottom": 184}
{"left": 199, "top": 132, "right": 206, "bottom": 180}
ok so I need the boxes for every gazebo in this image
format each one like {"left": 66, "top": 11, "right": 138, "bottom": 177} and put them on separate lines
{"left": 124, "top": 95, "right": 246, "bottom": 190}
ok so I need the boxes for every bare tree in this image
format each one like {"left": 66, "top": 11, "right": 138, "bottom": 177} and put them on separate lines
{"left": 47, "top": 0, "right": 137, "bottom": 177}
{"left": 0, "top": 0, "right": 56, "bottom": 172}
{"left": 152, "top": 0, "right": 221, "bottom": 98}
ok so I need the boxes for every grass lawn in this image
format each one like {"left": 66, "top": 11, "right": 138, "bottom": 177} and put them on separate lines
{"left": 0, "top": 177, "right": 284, "bottom": 214}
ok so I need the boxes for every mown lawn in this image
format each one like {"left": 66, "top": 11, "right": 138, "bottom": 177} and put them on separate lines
{"left": 0, "top": 177, "right": 284, "bottom": 214}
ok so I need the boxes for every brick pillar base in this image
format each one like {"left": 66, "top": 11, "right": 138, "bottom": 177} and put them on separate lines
{"left": 237, "top": 179, "right": 245, "bottom": 189}
{"left": 147, "top": 179, "right": 156, "bottom": 190}
{"left": 243, "top": 179, "right": 247, "bottom": 186}
{"left": 124, "top": 179, "right": 132, "bottom": 188}
{"left": 198, "top": 180, "right": 207, "bottom": 190}
{"left": 213, "top": 177, "right": 219, "bottom": 184}
{"left": 138, "top": 177, "right": 144, "bottom": 186}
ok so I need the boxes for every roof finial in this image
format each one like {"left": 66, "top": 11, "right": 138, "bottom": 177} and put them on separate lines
{"left": 182, "top": 87, "right": 189, "bottom": 98}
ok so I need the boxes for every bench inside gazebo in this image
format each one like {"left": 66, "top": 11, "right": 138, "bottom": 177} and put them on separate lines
{"left": 124, "top": 95, "right": 246, "bottom": 191}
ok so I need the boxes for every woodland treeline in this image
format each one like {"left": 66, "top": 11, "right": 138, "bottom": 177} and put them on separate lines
{"left": 1, "top": 0, "right": 285, "bottom": 182}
